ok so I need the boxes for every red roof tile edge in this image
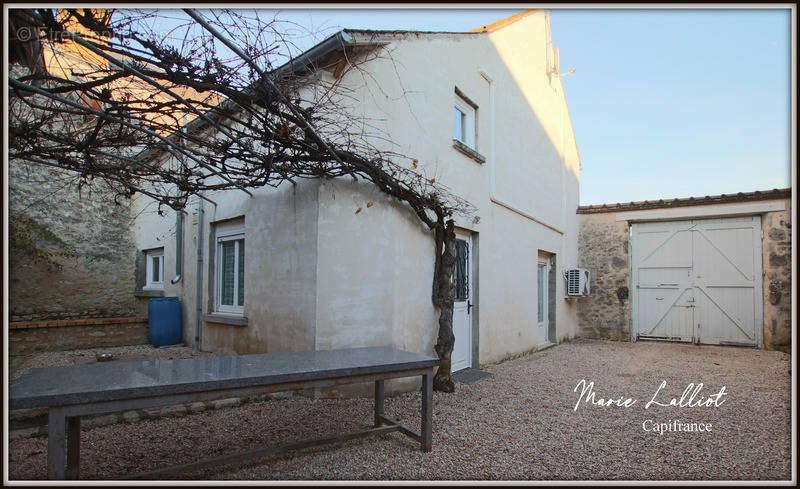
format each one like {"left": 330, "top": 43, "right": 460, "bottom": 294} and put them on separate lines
{"left": 577, "top": 188, "right": 791, "bottom": 214}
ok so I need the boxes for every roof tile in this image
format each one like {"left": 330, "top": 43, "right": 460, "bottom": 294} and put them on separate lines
{"left": 577, "top": 188, "right": 791, "bottom": 214}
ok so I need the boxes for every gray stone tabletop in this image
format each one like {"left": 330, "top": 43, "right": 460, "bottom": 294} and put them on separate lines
{"left": 9, "top": 346, "right": 438, "bottom": 410}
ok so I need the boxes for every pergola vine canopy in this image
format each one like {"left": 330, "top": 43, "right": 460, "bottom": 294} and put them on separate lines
{"left": 8, "top": 8, "right": 474, "bottom": 391}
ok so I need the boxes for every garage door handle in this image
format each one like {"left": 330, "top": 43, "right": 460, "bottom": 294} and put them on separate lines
{"left": 659, "top": 283, "right": 678, "bottom": 286}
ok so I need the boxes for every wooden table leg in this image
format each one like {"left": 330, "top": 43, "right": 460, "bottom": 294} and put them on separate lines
{"left": 66, "top": 416, "right": 81, "bottom": 479}
{"left": 47, "top": 409, "right": 66, "bottom": 479}
{"left": 374, "top": 380, "right": 385, "bottom": 427}
{"left": 421, "top": 371, "right": 432, "bottom": 452}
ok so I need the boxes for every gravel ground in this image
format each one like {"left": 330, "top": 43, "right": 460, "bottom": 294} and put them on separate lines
{"left": 7, "top": 339, "right": 792, "bottom": 481}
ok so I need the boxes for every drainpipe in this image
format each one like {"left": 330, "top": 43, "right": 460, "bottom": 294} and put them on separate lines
{"left": 194, "top": 192, "right": 204, "bottom": 351}
{"left": 171, "top": 211, "right": 183, "bottom": 284}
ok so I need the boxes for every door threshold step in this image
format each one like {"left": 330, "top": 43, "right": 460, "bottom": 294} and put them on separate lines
{"left": 452, "top": 368, "right": 492, "bottom": 384}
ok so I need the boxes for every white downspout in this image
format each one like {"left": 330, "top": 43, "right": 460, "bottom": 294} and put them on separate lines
{"left": 194, "top": 192, "right": 203, "bottom": 351}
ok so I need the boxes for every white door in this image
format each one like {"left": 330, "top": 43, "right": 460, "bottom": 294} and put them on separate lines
{"left": 451, "top": 230, "right": 472, "bottom": 372}
{"left": 537, "top": 260, "right": 550, "bottom": 347}
{"left": 632, "top": 216, "right": 762, "bottom": 346}
{"left": 632, "top": 220, "right": 696, "bottom": 342}
{"left": 691, "top": 217, "right": 762, "bottom": 346}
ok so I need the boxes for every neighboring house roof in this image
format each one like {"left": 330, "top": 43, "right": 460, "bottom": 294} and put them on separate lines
{"left": 135, "top": 29, "right": 368, "bottom": 163}
{"left": 22, "top": 9, "right": 221, "bottom": 132}
{"left": 136, "top": 8, "right": 539, "bottom": 162}
{"left": 42, "top": 41, "right": 220, "bottom": 128}
{"left": 576, "top": 188, "right": 792, "bottom": 214}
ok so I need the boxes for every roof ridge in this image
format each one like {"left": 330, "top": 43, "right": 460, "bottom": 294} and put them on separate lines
{"left": 469, "top": 9, "right": 537, "bottom": 33}
{"left": 343, "top": 28, "right": 481, "bottom": 35}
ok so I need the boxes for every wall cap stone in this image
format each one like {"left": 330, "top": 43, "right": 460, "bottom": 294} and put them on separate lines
{"left": 9, "top": 317, "right": 148, "bottom": 330}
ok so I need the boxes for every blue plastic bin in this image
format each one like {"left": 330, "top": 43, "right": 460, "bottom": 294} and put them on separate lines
{"left": 148, "top": 297, "right": 183, "bottom": 346}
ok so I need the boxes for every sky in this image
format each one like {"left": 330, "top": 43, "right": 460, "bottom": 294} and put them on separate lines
{"left": 549, "top": 8, "right": 792, "bottom": 205}
{"left": 177, "top": 8, "right": 793, "bottom": 205}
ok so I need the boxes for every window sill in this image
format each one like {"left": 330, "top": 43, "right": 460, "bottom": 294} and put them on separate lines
{"left": 452, "top": 139, "right": 486, "bottom": 164}
{"left": 134, "top": 289, "right": 165, "bottom": 298}
{"left": 202, "top": 313, "right": 248, "bottom": 327}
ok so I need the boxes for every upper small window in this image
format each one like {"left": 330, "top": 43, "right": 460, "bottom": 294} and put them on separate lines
{"left": 145, "top": 249, "right": 164, "bottom": 290}
{"left": 453, "top": 90, "right": 477, "bottom": 149}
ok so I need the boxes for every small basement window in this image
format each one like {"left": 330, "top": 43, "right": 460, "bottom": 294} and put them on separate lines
{"left": 145, "top": 248, "right": 164, "bottom": 290}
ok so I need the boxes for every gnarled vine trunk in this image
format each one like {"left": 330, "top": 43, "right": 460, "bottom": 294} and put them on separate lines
{"left": 432, "top": 219, "right": 457, "bottom": 392}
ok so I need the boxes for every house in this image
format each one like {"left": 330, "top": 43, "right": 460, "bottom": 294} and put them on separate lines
{"left": 576, "top": 188, "right": 792, "bottom": 350}
{"left": 130, "top": 9, "right": 583, "bottom": 383}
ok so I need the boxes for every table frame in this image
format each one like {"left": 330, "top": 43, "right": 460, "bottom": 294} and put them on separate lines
{"left": 41, "top": 366, "right": 434, "bottom": 480}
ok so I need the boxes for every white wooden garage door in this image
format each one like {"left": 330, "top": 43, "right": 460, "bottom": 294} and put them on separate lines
{"left": 632, "top": 216, "right": 762, "bottom": 347}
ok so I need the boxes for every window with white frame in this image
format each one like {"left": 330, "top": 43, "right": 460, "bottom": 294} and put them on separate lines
{"left": 215, "top": 221, "right": 245, "bottom": 315}
{"left": 144, "top": 249, "right": 164, "bottom": 290}
{"left": 453, "top": 90, "right": 477, "bottom": 149}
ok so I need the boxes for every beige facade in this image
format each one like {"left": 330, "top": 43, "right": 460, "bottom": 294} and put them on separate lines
{"left": 132, "top": 10, "right": 582, "bottom": 378}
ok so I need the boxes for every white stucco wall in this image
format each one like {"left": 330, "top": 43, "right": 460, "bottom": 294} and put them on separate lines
{"left": 131, "top": 191, "right": 183, "bottom": 318}
{"left": 304, "top": 11, "right": 582, "bottom": 365}
{"left": 132, "top": 179, "right": 320, "bottom": 355}
{"left": 314, "top": 179, "right": 438, "bottom": 356}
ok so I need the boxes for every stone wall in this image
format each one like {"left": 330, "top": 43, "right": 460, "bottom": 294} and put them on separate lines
{"left": 8, "top": 162, "right": 138, "bottom": 322}
{"left": 576, "top": 198, "right": 792, "bottom": 350}
{"left": 762, "top": 200, "right": 792, "bottom": 349}
{"left": 8, "top": 318, "right": 149, "bottom": 356}
{"left": 576, "top": 212, "right": 632, "bottom": 340}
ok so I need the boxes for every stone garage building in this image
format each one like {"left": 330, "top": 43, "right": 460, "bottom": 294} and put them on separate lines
{"left": 576, "top": 188, "right": 792, "bottom": 350}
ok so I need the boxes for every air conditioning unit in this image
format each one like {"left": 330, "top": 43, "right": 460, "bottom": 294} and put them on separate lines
{"left": 566, "top": 268, "right": 591, "bottom": 296}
